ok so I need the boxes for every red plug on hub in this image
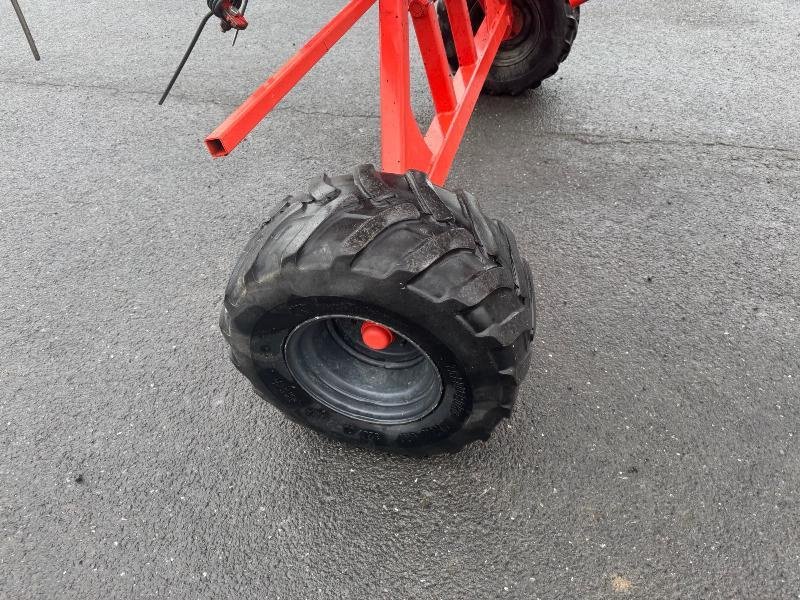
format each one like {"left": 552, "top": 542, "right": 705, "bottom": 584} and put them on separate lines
{"left": 360, "top": 321, "right": 394, "bottom": 351}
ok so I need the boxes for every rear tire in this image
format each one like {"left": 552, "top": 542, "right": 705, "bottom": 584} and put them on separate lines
{"left": 438, "top": 0, "right": 579, "bottom": 96}
{"left": 220, "top": 166, "right": 535, "bottom": 455}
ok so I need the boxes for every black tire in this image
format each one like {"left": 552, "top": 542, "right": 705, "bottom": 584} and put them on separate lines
{"left": 220, "top": 165, "right": 535, "bottom": 455}
{"left": 438, "top": 0, "right": 579, "bottom": 96}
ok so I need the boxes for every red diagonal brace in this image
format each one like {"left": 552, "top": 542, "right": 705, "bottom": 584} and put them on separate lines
{"left": 442, "top": 0, "right": 477, "bottom": 67}
{"left": 380, "top": 0, "right": 511, "bottom": 184}
{"left": 206, "top": 0, "right": 513, "bottom": 185}
{"left": 411, "top": 0, "right": 456, "bottom": 115}
{"left": 205, "top": 0, "right": 376, "bottom": 157}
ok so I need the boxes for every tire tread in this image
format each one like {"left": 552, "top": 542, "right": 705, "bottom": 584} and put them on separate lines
{"left": 222, "top": 165, "right": 535, "bottom": 454}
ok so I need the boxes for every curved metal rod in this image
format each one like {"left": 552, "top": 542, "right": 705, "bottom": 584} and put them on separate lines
{"left": 232, "top": 0, "right": 248, "bottom": 46}
{"left": 159, "top": 11, "right": 214, "bottom": 105}
{"left": 10, "top": 0, "right": 40, "bottom": 61}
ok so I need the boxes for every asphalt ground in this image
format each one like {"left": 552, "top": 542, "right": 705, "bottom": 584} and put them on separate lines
{"left": 1, "top": 1, "right": 799, "bottom": 598}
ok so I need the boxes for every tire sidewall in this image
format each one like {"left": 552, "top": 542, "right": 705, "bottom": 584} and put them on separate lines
{"left": 235, "top": 293, "right": 480, "bottom": 452}
{"left": 488, "top": 0, "right": 570, "bottom": 85}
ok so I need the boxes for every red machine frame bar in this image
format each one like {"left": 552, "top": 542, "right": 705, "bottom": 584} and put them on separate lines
{"left": 205, "top": 0, "right": 581, "bottom": 185}
{"left": 205, "top": 0, "right": 376, "bottom": 158}
{"left": 380, "top": 0, "right": 510, "bottom": 183}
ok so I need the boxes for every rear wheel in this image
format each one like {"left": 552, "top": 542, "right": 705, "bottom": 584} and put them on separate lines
{"left": 220, "top": 165, "right": 536, "bottom": 455}
{"left": 438, "top": 0, "right": 579, "bottom": 95}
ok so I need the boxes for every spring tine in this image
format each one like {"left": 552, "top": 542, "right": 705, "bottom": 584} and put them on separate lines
{"left": 159, "top": 10, "right": 214, "bottom": 105}
{"left": 232, "top": 0, "right": 248, "bottom": 47}
{"left": 10, "top": 0, "right": 41, "bottom": 61}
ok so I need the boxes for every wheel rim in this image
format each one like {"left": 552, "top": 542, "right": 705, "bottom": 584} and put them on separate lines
{"left": 284, "top": 315, "right": 443, "bottom": 425}
{"left": 493, "top": 0, "right": 544, "bottom": 67}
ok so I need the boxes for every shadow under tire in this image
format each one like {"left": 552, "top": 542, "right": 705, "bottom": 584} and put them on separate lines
{"left": 438, "top": 0, "right": 579, "bottom": 96}
{"left": 220, "top": 165, "right": 535, "bottom": 455}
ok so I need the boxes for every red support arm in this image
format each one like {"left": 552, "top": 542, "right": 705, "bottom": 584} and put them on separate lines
{"left": 205, "top": 0, "right": 377, "bottom": 156}
{"left": 206, "top": 0, "right": 516, "bottom": 185}
{"left": 380, "top": 0, "right": 511, "bottom": 184}
{"left": 442, "top": 0, "right": 477, "bottom": 67}
{"left": 411, "top": 0, "right": 456, "bottom": 115}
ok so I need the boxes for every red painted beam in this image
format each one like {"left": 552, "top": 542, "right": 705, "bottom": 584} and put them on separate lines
{"left": 411, "top": 0, "right": 457, "bottom": 116}
{"left": 380, "top": 0, "right": 511, "bottom": 184}
{"left": 442, "top": 0, "right": 477, "bottom": 67}
{"left": 426, "top": 0, "right": 510, "bottom": 184}
{"left": 207, "top": 0, "right": 515, "bottom": 186}
{"left": 205, "top": 0, "right": 377, "bottom": 157}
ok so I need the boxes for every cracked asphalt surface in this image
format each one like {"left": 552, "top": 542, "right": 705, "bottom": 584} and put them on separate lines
{"left": 2, "top": 0, "right": 799, "bottom": 598}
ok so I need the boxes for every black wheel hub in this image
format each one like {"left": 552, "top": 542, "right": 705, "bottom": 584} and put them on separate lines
{"left": 494, "top": 0, "right": 544, "bottom": 67}
{"left": 284, "top": 316, "right": 443, "bottom": 425}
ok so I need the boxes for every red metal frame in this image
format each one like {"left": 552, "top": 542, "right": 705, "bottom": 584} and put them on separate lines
{"left": 379, "top": 0, "right": 511, "bottom": 183}
{"left": 205, "top": 0, "right": 585, "bottom": 185}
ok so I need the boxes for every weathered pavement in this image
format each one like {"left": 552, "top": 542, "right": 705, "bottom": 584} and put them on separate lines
{"left": 1, "top": 1, "right": 798, "bottom": 598}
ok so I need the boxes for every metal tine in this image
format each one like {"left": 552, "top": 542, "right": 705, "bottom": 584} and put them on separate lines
{"left": 10, "top": 0, "right": 40, "bottom": 61}
{"left": 159, "top": 11, "right": 214, "bottom": 105}
{"left": 232, "top": 0, "right": 249, "bottom": 47}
